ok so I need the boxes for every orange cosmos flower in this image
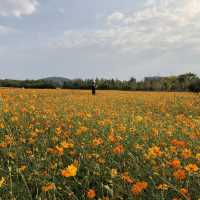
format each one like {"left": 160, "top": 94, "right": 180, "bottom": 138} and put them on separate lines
{"left": 171, "top": 159, "right": 181, "bottom": 169}
{"left": 98, "top": 120, "right": 105, "bottom": 127}
{"left": 152, "top": 128, "right": 159, "bottom": 137}
{"left": 108, "top": 133, "right": 116, "bottom": 143}
{"left": 42, "top": 183, "right": 56, "bottom": 192}
{"left": 181, "top": 149, "right": 192, "bottom": 159}
{"left": 171, "top": 140, "right": 187, "bottom": 148}
{"left": 121, "top": 172, "right": 134, "bottom": 184}
{"left": 98, "top": 157, "right": 106, "bottom": 164}
{"left": 113, "top": 144, "right": 125, "bottom": 155}
{"left": 172, "top": 198, "right": 180, "bottom": 200}
{"left": 2, "top": 135, "right": 14, "bottom": 147}
{"left": 93, "top": 138, "right": 103, "bottom": 146}
{"left": 86, "top": 189, "right": 96, "bottom": 199}
{"left": 170, "top": 146, "right": 177, "bottom": 153}
{"left": 76, "top": 126, "right": 88, "bottom": 135}
{"left": 55, "top": 127, "right": 62, "bottom": 135}
{"left": 173, "top": 169, "right": 186, "bottom": 181}
{"left": 0, "top": 123, "right": 5, "bottom": 129}
{"left": 0, "top": 142, "right": 8, "bottom": 148}
{"left": 180, "top": 188, "right": 188, "bottom": 195}
{"left": 55, "top": 145, "right": 64, "bottom": 155}
{"left": 61, "top": 162, "right": 78, "bottom": 177}
{"left": 131, "top": 181, "right": 148, "bottom": 195}
{"left": 108, "top": 129, "right": 117, "bottom": 143}
{"left": 80, "top": 126, "right": 88, "bottom": 132}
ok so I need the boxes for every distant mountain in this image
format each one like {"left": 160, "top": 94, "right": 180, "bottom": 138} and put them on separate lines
{"left": 144, "top": 76, "right": 166, "bottom": 81}
{"left": 39, "top": 77, "right": 70, "bottom": 87}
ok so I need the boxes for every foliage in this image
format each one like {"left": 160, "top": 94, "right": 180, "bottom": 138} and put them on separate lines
{"left": 0, "top": 73, "right": 200, "bottom": 92}
{"left": 189, "top": 79, "right": 200, "bottom": 92}
{"left": 0, "top": 89, "right": 200, "bottom": 199}
{"left": 0, "top": 79, "right": 56, "bottom": 89}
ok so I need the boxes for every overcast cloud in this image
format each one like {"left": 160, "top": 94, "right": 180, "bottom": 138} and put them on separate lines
{"left": 0, "top": 0, "right": 200, "bottom": 80}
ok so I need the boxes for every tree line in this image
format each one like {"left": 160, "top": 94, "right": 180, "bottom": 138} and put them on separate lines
{"left": 0, "top": 73, "right": 200, "bottom": 92}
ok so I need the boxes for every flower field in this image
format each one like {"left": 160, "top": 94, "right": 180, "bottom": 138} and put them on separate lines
{"left": 0, "top": 89, "right": 200, "bottom": 200}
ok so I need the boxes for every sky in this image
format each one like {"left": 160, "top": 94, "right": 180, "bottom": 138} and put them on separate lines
{"left": 0, "top": 0, "right": 200, "bottom": 80}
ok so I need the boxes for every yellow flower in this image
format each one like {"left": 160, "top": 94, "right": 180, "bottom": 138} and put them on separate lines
{"left": 152, "top": 128, "right": 159, "bottom": 137}
{"left": 55, "top": 127, "right": 62, "bottom": 135}
{"left": 135, "top": 115, "right": 143, "bottom": 123}
{"left": 185, "top": 164, "right": 198, "bottom": 173}
{"left": 0, "top": 177, "right": 5, "bottom": 188}
{"left": 156, "top": 183, "right": 169, "bottom": 190}
{"left": 111, "top": 169, "right": 118, "bottom": 178}
{"left": 108, "top": 132, "right": 116, "bottom": 143}
{"left": 7, "top": 152, "right": 16, "bottom": 159}
{"left": 76, "top": 126, "right": 88, "bottom": 135}
{"left": 19, "top": 165, "right": 27, "bottom": 172}
{"left": 196, "top": 153, "right": 200, "bottom": 161}
{"left": 147, "top": 146, "right": 163, "bottom": 159}
{"left": 61, "top": 162, "right": 78, "bottom": 177}
{"left": 0, "top": 123, "right": 5, "bottom": 129}
{"left": 61, "top": 141, "right": 74, "bottom": 149}
{"left": 92, "top": 138, "right": 103, "bottom": 146}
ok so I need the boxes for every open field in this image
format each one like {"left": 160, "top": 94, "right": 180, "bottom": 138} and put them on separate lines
{"left": 0, "top": 89, "right": 200, "bottom": 200}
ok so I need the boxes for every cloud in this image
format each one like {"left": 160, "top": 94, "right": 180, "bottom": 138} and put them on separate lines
{"left": 0, "top": 25, "right": 16, "bottom": 34}
{"left": 51, "top": 0, "right": 200, "bottom": 53}
{"left": 126, "top": 0, "right": 200, "bottom": 26}
{"left": 0, "top": 0, "right": 39, "bottom": 17}
{"left": 107, "top": 11, "right": 125, "bottom": 24}
{"left": 51, "top": 29, "right": 118, "bottom": 49}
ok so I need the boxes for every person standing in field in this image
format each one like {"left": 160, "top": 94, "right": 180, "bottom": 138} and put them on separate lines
{"left": 92, "top": 80, "right": 96, "bottom": 95}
